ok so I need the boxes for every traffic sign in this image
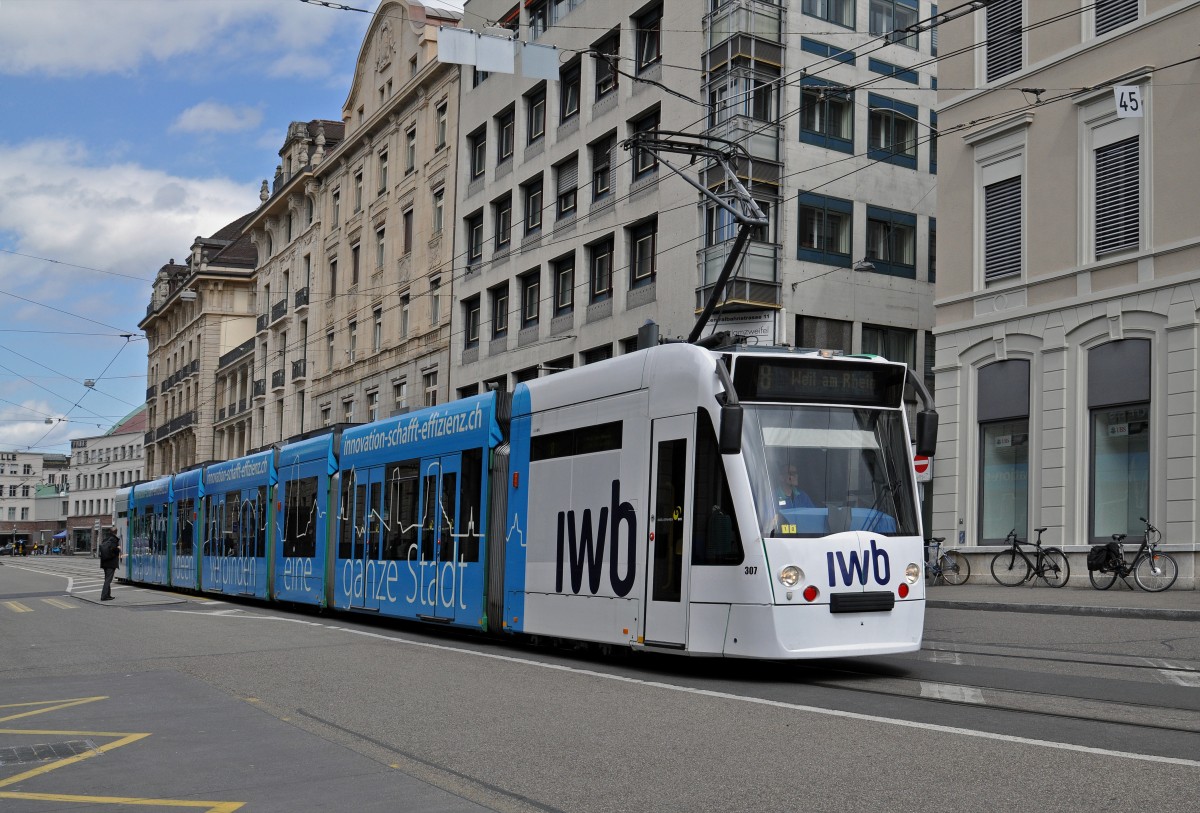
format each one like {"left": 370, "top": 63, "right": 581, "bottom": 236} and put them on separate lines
{"left": 913, "top": 454, "right": 932, "bottom": 483}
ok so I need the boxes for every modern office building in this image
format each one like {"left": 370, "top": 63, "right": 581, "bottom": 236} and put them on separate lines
{"left": 933, "top": 0, "right": 1200, "bottom": 578}
{"left": 451, "top": 0, "right": 938, "bottom": 406}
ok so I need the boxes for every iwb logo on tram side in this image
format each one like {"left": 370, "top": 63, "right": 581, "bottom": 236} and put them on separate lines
{"left": 826, "top": 540, "right": 891, "bottom": 586}
{"left": 555, "top": 481, "right": 637, "bottom": 597}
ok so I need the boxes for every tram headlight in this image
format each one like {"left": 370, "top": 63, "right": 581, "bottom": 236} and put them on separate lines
{"left": 905, "top": 563, "right": 921, "bottom": 584}
{"left": 778, "top": 565, "right": 802, "bottom": 587}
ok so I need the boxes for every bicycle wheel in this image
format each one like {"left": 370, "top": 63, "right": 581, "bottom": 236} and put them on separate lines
{"left": 1038, "top": 548, "right": 1069, "bottom": 587}
{"left": 991, "top": 549, "right": 1029, "bottom": 586}
{"left": 940, "top": 551, "right": 970, "bottom": 586}
{"left": 1134, "top": 552, "right": 1178, "bottom": 592}
{"left": 1088, "top": 565, "right": 1119, "bottom": 590}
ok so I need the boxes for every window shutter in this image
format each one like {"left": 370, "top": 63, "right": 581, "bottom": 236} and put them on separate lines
{"left": 557, "top": 158, "right": 578, "bottom": 193}
{"left": 1095, "top": 0, "right": 1138, "bottom": 36}
{"left": 985, "top": 0, "right": 1023, "bottom": 82}
{"left": 984, "top": 176, "right": 1022, "bottom": 281}
{"left": 1095, "top": 135, "right": 1139, "bottom": 257}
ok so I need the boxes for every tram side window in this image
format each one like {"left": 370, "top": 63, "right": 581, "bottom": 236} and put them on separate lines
{"left": 154, "top": 507, "right": 168, "bottom": 554}
{"left": 439, "top": 473, "right": 457, "bottom": 562}
{"left": 383, "top": 461, "right": 419, "bottom": 560}
{"left": 223, "top": 497, "right": 239, "bottom": 556}
{"left": 459, "top": 448, "right": 483, "bottom": 562}
{"left": 205, "top": 498, "right": 219, "bottom": 556}
{"left": 692, "top": 409, "right": 743, "bottom": 565}
{"left": 284, "top": 477, "right": 318, "bottom": 559}
{"left": 421, "top": 473, "right": 437, "bottom": 561}
{"left": 256, "top": 486, "right": 268, "bottom": 557}
{"left": 367, "top": 482, "right": 381, "bottom": 560}
{"left": 339, "top": 477, "right": 355, "bottom": 560}
{"left": 176, "top": 498, "right": 194, "bottom": 555}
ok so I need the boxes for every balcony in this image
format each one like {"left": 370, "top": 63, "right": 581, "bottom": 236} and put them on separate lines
{"left": 696, "top": 240, "right": 781, "bottom": 308}
{"left": 253, "top": 378, "right": 266, "bottom": 399}
{"left": 256, "top": 313, "right": 269, "bottom": 334}
{"left": 218, "top": 337, "right": 256, "bottom": 371}
{"left": 271, "top": 369, "right": 286, "bottom": 390}
{"left": 144, "top": 430, "right": 155, "bottom": 446}
{"left": 291, "top": 358, "right": 307, "bottom": 381}
{"left": 706, "top": 114, "right": 780, "bottom": 162}
{"left": 294, "top": 286, "right": 309, "bottom": 310}
{"left": 145, "top": 384, "right": 157, "bottom": 400}
{"left": 270, "top": 297, "right": 288, "bottom": 325}
{"left": 705, "top": 0, "right": 783, "bottom": 49}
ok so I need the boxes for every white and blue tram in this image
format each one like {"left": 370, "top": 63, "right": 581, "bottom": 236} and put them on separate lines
{"left": 117, "top": 343, "right": 933, "bottom": 659}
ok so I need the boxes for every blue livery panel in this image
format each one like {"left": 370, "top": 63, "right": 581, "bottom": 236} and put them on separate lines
{"left": 202, "top": 450, "right": 276, "bottom": 599}
{"left": 171, "top": 468, "right": 204, "bottom": 590}
{"left": 276, "top": 433, "right": 339, "bottom": 606}
{"left": 130, "top": 476, "right": 171, "bottom": 586}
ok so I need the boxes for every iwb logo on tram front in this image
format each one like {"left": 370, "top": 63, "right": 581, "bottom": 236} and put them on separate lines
{"left": 826, "top": 540, "right": 891, "bottom": 586}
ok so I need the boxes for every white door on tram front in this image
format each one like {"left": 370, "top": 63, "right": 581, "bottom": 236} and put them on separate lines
{"left": 645, "top": 414, "right": 694, "bottom": 648}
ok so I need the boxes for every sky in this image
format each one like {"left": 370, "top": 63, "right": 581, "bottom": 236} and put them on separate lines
{"left": 0, "top": 0, "right": 467, "bottom": 456}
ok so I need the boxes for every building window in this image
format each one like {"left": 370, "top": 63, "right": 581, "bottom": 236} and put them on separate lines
{"left": 326, "top": 332, "right": 335, "bottom": 370}
{"left": 865, "top": 206, "right": 917, "bottom": 278}
{"left": 347, "top": 320, "right": 358, "bottom": 362}
{"left": 429, "top": 277, "right": 441, "bottom": 326}
{"left": 424, "top": 371, "right": 438, "bottom": 407}
{"left": 560, "top": 60, "right": 581, "bottom": 122}
{"left": 635, "top": 5, "right": 662, "bottom": 71}
{"left": 582, "top": 344, "right": 613, "bottom": 365}
{"left": 985, "top": 0, "right": 1023, "bottom": 83}
{"left": 631, "top": 109, "right": 660, "bottom": 179}
{"left": 529, "top": 0, "right": 548, "bottom": 39}
{"left": 351, "top": 243, "right": 360, "bottom": 285}
{"left": 978, "top": 359, "right": 1030, "bottom": 544}
{"left": 494, "top": 194, "right": 512, "bottom": 250}
{"left": 332, "top": 189, "right": 341, "bottom": 224}
{"left": 464, "top": 296, "right": 481, "bottom": 348}
{"left": 797, "top": 193, "right": 852, "bottom": 266}
{"left": 861, "top": 324, "right": 915, "bottom": 369}
{"left": 930, "top": 3, "right": 939, "bottom": 55}
{"left": 400, "top": 294, "right": 410, "bottom": 337}
{"left": 490, "top": 284, "right": 509, "bottom": 338}
{"left": 497, "top": 107, "right": 515, "bottom": 163}
{"left": 403, "top": 208, "right": 414, "bottom": 254}
{"left": 593, "top": 31, "right": 618, "bottom": 100}
{"left": 373, "top": 308, "right": 383, "bottom": 352}
{"left": 797, "top": 316, "right": 852, "bottom": 354}
{"left": 405, "top": 129, "right": 416, "bottom": 173}
{"left": 591, "top": 134, "right": 615, "bottom": 200}
{"left": 868, "top": 0, "right": 918, "bottom": 48}
{"left": 1095, "top": 0, "right": 1138, "bottom": 36}
{"left": 394, "top": 380, "right": 408, "bottom": 410}
{"left": 929, "top": 111, "right": 938, "bottom": 174}
{"left": 984, "top": 176, "right": 1022, "bottom": 282}
{"left": 800, "top": 81, "right": 853, "bottom": 153}
{"left": 328, "top": 258, "right": 338, "bottom": 296}
{"left": 555, "top": 156, "right": 578, "bottom": 219}
{"left": 377, "top": 150, "right": 388, "bottom": 193}
{"left": 553, "top": 254, "right": 574, "bottom": 315}
{"left": 466, "top": 211, "right": 484, "bottom": 266}
{"left": 354, "top": 170, "right": 363, "bottom": 211}
{"left": 375, "top": 227, "right": 386, "bottom": 268}
{"left": 589, "top": 236, "right": 613, "bottom": 302}
{"left": 1094, "top": 135, "right": 1140, "bottom": 257}
{"left": 520, "top": 269, "right": 540, "bottom": 327}
{"left": 628, "top": 218, "right": 657, "bottom": 288}
{"left": 343, "top": 400, "right": 354, "bottom": 423}
{"left": 802, "top": 0, "right": 854, "bottom": 28}
{"left": 436, "top": 102, "right": 448, "bottom": 148}
{"left": 523, "top": 176, "right": 543, "bottom": 234}
{"left": 469, "top": 128, "right": 487, "bottom": 179}
{"left": 1088, "top": 339, "right": 1150, "bottom": 545}
{"left": 526, "top": 84, "right": 546, "bottom": 143}
{"left": 868, "top": 94, "right": 918, "bottom": 168}
{"left": 928, "top": 217, "right": 936, "bottom": 283}
{"left": 432, "top": 188, "right": 445, "bottom": 233}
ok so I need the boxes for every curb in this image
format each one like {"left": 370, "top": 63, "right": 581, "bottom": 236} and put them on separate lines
{"left": 928, "top": 599, "right": 1200, "bottom": 621}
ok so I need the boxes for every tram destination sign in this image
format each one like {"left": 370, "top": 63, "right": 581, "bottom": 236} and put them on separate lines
{"left": 732, "top": 358, "right": 905, "bottom": 407}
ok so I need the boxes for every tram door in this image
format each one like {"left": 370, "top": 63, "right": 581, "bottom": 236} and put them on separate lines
{"left": 234, "top": 489, "right": 266, "bottom": 595}
{"left": 645, "top": 415, "right": 694, "bottom": 647}
{"left": 341, "top": 468, "right": 384, "bottom": 610}
{"left": 418, "top": 455, "right": 461, "bottom": 621}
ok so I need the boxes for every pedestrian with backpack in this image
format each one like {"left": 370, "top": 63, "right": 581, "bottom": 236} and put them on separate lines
{"left": 99, "top": 531, "right": 121, "bottom": 601}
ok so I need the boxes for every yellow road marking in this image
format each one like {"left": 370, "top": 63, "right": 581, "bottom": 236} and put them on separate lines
{"left": 0, "top": 697, "right": 244, "bottom": 810}
{"left": 0, "top": 792, "right": 243, "bottom": 812}
{"left": 3, "top": 601, "right": 32, "bottom": 613}
{"left": 42, "top": 597, "right": 76, "bottom": 609}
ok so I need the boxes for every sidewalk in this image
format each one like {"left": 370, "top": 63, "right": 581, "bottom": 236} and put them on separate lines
{"left": 927, "top": 581, "right": 1200, "bottom": 621}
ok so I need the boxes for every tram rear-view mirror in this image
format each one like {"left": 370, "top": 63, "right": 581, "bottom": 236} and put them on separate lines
{"left": 719, "top": 404, "right": 743, "bottom": 454}
{"left": 916, "top": 410, "right": 938, "bottom": 457}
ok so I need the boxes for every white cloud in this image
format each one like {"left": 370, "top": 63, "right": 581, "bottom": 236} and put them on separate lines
{"left": 170, "top": 102, "right": 264, "bottom": 134}
{"left": 0, "top": 0, "right": 379, "bottom": 78}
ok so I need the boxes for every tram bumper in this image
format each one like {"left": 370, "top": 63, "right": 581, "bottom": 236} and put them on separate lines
{"left": 721, "top": 599, "right": 924, "bottom": 659}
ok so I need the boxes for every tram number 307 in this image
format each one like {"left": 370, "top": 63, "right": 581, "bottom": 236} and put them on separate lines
{"left": 744, "top": 566, "right": 757, "bottom": 575}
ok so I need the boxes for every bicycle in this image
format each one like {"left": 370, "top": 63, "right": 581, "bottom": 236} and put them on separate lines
{"left": 1089, "top": 517, "right": 1179, "bottom": 592}
{"left": 924, "top": 537, "right": 970, "bottom": 586}
{"left": 990, "top": 527, "right": 1070, "bottom": 587}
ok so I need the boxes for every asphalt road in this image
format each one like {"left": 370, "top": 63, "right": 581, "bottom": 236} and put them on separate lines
{"left": 2, "top": 556, "right": 1198, "bottom": 813}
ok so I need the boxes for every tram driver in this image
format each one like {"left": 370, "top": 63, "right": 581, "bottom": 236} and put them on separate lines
{"left": 776, "top": 462, "right": 818, "bottom": 509}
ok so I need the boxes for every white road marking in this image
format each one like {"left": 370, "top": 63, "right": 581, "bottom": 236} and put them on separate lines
{"left": 1142, "top": 658, "right": 1200, "bottom": 687}
{"left": 927, "top": 649, "right": 964, "bottom": 665}
{"left": 920, "top": 682, "right": 985, "bottom": 703}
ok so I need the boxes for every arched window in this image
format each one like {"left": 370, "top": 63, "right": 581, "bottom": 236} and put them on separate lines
{"left": 1088, "top": 338, "right": 1150, "bottom": 543}
{"left": 977, "top": 359, "right": 1029, "bottom": 543}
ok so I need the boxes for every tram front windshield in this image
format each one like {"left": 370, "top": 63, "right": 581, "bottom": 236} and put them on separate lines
{"left": 742, "top": 405, "right": 918, "bottom": 539}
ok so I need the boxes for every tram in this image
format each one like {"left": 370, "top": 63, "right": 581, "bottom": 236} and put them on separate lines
{"left": 117, "top": 342, "right": 935, "bottom": 659}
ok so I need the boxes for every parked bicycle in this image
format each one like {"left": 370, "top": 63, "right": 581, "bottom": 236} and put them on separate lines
{"left": 925, "top": 537, "right": 970, "bottom": 586}
{"left": 990, "top": 527, "right": 1070, "bottom": 587}
{"left": 1088, "top": 517, "right": 1179, "bottom": 592}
